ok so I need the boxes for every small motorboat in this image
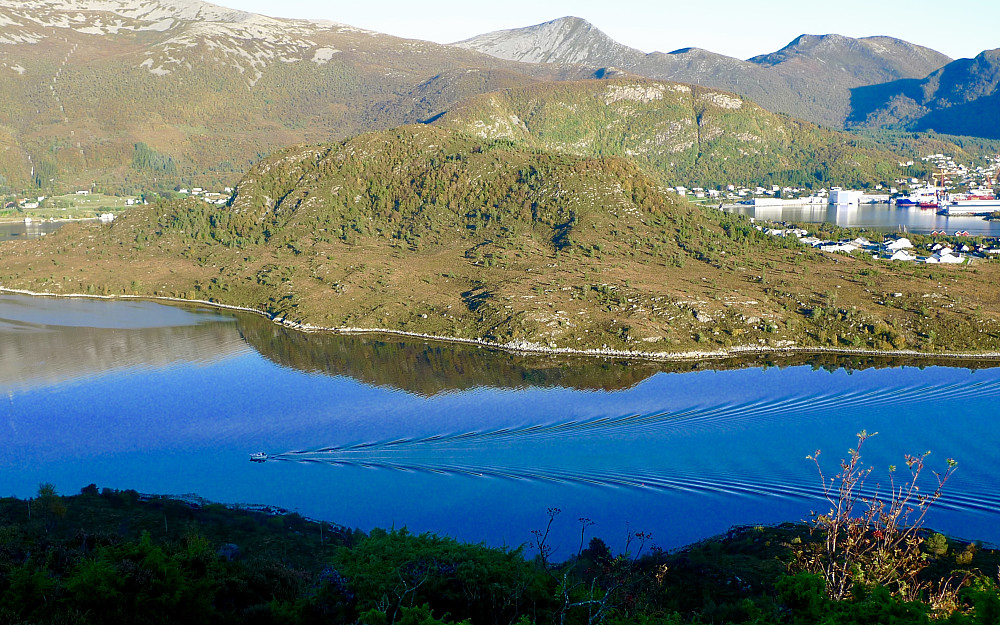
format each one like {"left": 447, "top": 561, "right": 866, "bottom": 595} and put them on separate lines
{"left": 249, "top": 451, "right": 268, "bottom": 462}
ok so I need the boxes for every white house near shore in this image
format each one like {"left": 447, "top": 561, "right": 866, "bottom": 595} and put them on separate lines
{"left": 886, "top": 238, "right": 913, "bottom": 251}
{"left": 927, "top": 249, "right": 965, "bottom": 264}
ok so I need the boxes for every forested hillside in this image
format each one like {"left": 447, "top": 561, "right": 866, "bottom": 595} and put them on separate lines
{"left": 433, "top": 78, "right": 957, "bottom": 189}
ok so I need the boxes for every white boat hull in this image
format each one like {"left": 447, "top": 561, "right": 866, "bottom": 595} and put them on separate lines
{"left": 941, "top": 201, "right": 1000, "bottom": 215}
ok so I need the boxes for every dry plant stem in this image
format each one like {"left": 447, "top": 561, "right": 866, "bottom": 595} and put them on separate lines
{"left": 799, "top": 430, "right": 959, "bottom": 602}
{"left": 532, "top": 509, "right": 652, "bottom": 625}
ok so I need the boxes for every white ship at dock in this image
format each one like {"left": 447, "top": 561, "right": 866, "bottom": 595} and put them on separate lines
{"left": 938, "top": 193, "right": 1000, "bottom": 215}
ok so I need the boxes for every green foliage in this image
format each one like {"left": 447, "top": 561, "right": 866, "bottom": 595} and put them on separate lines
{"left": 335, "top": 528, "right": 542, "bottom": 625}
{"left": 360, "top": 604, "right": 471, "bottom": 625}
{"left": 1, "top": 488, "right": 1000, "bottom": 625}
{"left": 776, "top": 572, "right": 935, "bottom": 624}
{"left": 133, "top": 142, "right": 178, "bottom": 175}
{"left": 434, "top": 78, "right": 959, "bottom": 190}
{"left": 924, "top": 533, "right": 949, "bottom": 558}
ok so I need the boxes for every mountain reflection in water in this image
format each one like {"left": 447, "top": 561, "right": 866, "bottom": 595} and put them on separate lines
{"left": 3, "top": 294, "right": 1000, "bottom": 553}
{"left": 233, "top": 313, "right": 1000, "bottom": 396}
{"left": 0, "top": 295, "right": 248, "bottom": 389}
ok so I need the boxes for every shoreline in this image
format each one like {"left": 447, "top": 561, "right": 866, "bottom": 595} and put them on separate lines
{"left": 4, "top": 285, "right": 1000, "bottom": 365}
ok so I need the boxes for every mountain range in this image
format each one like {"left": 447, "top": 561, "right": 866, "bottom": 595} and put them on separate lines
{"left": 0, "top": 1, "right": 997, "bottom": 195}
{"left": 456, "top": 17, "right": 1000, "bottom": 139}
{"left": 0, "top": 0, "right": 588, "bottom": 190}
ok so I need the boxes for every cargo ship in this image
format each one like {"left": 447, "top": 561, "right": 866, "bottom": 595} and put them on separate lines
{"left": 894, "top": 188, "right": 941, "bottom": 208}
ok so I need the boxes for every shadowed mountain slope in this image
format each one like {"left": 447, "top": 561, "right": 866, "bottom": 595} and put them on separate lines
{"left": 454, "top": 18, "right": 952, "bottom": 128}
{"left": 849, "top": 49, "right": 1000, "bottom": 139}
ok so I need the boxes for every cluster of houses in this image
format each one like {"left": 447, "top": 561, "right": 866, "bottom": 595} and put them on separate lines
{"left": 5, "top": 195, "right": 45, "bottom": 210}
{"left": 4, "top": 184, "right": 233, "bottom": 218}
{"left": 879, "top": 153, "right": 999, "bottom": 203}
{"left": 672, "top": 152, "right": 999, "bottom": 206}
{"left": 756, "top": 223, "right": 999, "bottom": 265}
{"left": 675, "top": 182, "right": 893, "bottom": 206}
{"left": 176, "top": 186, "right": 232, "bottom": 206}
{"left": 675, "top": 184, "right": 835, "bottom": 204}
{"left": 916, "top": 153, "right": 1000, "bottom": 190}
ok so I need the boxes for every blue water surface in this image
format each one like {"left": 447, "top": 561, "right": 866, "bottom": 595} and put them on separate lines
{"left": 2, "top": 295, "right": 998, "bottom": 555}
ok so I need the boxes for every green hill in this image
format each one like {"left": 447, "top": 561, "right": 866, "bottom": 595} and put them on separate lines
{"left": 432, "top": 78, "right": 948, "bottom": 189}
{"left": 3, "top": 125, "right": 1000, "bottom": 358}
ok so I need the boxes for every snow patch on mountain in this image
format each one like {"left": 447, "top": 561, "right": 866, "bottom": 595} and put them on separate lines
{"left": 311, "top": 46, "right": 338, "bottom": 64}
{"left": 0, "top": 0, "right": 370, "bottom": 85}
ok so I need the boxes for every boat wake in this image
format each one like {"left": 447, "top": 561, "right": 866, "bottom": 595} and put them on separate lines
{"left": 273, "top": 378, "right": 1000, "bottom": 456}
{"left": 258, "top": 378, "right": 1000, "bottom": 518}
{"left": 267, "top": 455, "right": 1000, "bottom": 516}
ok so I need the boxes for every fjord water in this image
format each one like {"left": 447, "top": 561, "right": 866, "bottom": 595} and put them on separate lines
{"left": 2, "top": 295, "right": 999, "bottom": 553}
{"left": 724, "top": 203, "right": 1000, "bottom": 236}
{"left": 0, "top": 221, "right": 64, "bottom": 241}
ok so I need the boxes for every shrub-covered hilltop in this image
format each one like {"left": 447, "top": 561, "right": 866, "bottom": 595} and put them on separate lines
{"left": 3, "top": 124, "right": 1000, "bottom": 357}
{"left": 2, "top": 486, "right": 1000, "bottom": 625}
{"left": 431, "top": 78, "right": 985, "bottom": 189}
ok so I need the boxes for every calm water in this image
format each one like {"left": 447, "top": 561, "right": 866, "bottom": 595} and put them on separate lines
{"left": 724, "top": 203, "right": 1000, "bottom": 236}
{"left": 2, "top": 294, "right": 999, "bottom": 554}
{"left": 0, "top": 221, "right": 65, "bottom": 241}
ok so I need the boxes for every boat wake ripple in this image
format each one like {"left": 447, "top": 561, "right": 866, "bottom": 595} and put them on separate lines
{"left": 268, "top": 456, "right": 1000, "bottom": 516}
{"left": 260, "top": 378, "right": 1000, "bottom": 517}
{"left": 274, "top": 378, "right": 1000, "bottom": 457}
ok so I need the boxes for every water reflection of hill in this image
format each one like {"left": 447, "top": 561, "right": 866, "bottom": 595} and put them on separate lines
{"left": 0, "top": 318, "right": 249, "bottom": 390}
{"left": 234, "top": 314, "right": 999, "bottom": 396}
{"left": 235, "top": 315, "right": 662, "bottom": 395}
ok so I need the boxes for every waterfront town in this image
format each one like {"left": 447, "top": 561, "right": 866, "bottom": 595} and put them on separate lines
{"left": 676, "top": 153, "right": 1000, "bottom": 212}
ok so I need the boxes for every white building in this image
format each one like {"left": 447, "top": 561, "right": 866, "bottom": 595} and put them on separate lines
{"left": 829, "top": 188, "right": 864, "bottom": 205}
{"left": 926, "top": 252, "right": 964, "bottom": 264}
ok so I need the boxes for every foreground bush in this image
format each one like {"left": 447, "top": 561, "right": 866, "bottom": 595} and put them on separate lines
{"left": 2, "top": 477, "right": 999, "bottom": 624}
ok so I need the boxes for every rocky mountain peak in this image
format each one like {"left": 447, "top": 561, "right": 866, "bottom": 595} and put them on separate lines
{"left": 749, "top": 33, "right": 951, "bottom": 79}
{"left": 453, "top": 15, "right": 645, "bottom": 68}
